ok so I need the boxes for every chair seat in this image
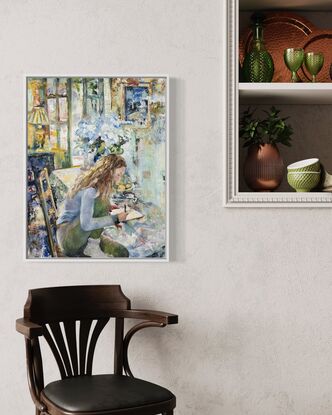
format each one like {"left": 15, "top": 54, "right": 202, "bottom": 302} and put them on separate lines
{"left": 41, "top": 374, "right": 175, "bottom": 413}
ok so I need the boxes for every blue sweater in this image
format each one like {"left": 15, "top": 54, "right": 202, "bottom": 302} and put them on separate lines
{"left": 57, "top": 187, "right": 117, "bottom": 231}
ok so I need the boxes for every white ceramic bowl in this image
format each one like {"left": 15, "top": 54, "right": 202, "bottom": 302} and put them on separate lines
{"left": 287, "top": 158, "right": 320, "bottom": 172}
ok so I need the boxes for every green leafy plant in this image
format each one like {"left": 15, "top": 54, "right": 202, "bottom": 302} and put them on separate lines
{"left": 239, "top": 106, "right": 293, "bottom": 147}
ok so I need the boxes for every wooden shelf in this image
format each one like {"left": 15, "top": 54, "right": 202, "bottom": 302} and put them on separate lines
{"left": 239, "top": 83, "right": 332, "bottom": 104}
{"left": 239, "top": 0, "right": 332, "bottom": 11}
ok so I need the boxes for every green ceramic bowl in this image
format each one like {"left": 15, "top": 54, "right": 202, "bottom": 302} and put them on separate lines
{"left": 287, "top": 171, "right": 321, "bottom": 192}
{"left": 287, "top": 158, "right": 320, "bottom": 172}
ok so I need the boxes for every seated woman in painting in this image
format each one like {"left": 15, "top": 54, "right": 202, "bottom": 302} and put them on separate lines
{"left": 56, "top": 154, "right": 128, "bottom": 257}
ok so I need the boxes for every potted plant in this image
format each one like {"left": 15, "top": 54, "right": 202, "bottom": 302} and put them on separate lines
{"left": 239, "top": 106, "right": 293, "bottom": 191}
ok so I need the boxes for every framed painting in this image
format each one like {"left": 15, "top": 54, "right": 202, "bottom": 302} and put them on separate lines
{"left": 124, "top": 85, "right": 150, "bottom": 127}
{"left": 25, "top": 75, "right": 169, "bottom": 261}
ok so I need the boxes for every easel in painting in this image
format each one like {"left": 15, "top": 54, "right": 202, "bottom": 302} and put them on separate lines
{"left": 37, "top": 168, "right": 61, "bottom": 257}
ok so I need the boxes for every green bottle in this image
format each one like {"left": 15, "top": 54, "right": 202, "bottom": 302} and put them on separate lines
{"left": 242, "top": 13, "right": 274, "bottom": 83}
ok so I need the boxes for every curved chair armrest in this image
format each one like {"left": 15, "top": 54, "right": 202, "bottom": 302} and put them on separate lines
{"left": 115, "top": 309, "right": 178, "bottom": 325}
{"left": 16, "top": 318, "right": 44, "bottom": 339}
{"left": 123, "top": 311, "right": 178, "bottom": 377}
{"left": 25, "top": 338, "right": 47, "bottom": 413}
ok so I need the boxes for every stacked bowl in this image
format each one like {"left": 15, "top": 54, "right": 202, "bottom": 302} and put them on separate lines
{"left": 287, "top": 158, "right": 321, "bottom": 192}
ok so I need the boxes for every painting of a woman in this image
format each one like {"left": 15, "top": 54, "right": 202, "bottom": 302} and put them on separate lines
{"left": 56, "top": 154, "right": 128, "bottom": 257}
{"left": 27, "top": 76, "right": 167, "bottom": 260}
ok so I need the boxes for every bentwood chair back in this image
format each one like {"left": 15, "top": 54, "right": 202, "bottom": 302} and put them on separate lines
{"left": 16, "top": 285, "right": 178, "bottom": 415}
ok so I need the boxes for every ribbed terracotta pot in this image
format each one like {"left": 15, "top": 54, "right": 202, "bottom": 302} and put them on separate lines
{"left": 244, "top": 144, "right": 284, "bottom": 191}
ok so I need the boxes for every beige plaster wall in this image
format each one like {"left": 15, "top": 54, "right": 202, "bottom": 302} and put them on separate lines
{"left": 2, "top": 1, "right": 332, "bottom": 415}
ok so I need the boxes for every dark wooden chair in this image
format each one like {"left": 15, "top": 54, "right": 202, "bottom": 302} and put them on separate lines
{"left": 16, "top": 285, "right": 178, "bottom": 415}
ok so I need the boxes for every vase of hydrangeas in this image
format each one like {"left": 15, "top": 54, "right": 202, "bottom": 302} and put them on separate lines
{"left": 75, "top": 113, "right": 130, "bottom": 169}
{"left": 239, "top": 107, "right": 293, "bottom": 191}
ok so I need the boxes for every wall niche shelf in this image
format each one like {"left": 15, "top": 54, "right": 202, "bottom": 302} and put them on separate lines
{"left": 224, "top": 0, "right": 332, "bottom": 207}
{"left": 239, "top": 0, "right": 332, "bottom": 12}
{"left": 239, "top": 83, "right": 332, "bottom": 105}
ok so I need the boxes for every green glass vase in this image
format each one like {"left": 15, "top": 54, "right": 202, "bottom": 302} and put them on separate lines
{"left": 242, "top": 13, "right": 274, "bottom": 83}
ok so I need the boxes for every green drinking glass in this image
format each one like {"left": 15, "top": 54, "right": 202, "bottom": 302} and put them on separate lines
{"left": 304, "top": 52, "right": 324, "bottom": 82}
{"left": 284, "top": 48, "right": 304, "bottom": 82}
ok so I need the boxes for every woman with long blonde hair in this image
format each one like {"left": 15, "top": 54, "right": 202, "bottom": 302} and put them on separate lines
{"left": 57, "top": 154, "right": 128, "bottom": 256}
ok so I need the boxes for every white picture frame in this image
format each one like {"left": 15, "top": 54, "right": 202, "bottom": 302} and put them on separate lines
{"left": 25, "top": 74, "right": 169, "bottom": 262}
